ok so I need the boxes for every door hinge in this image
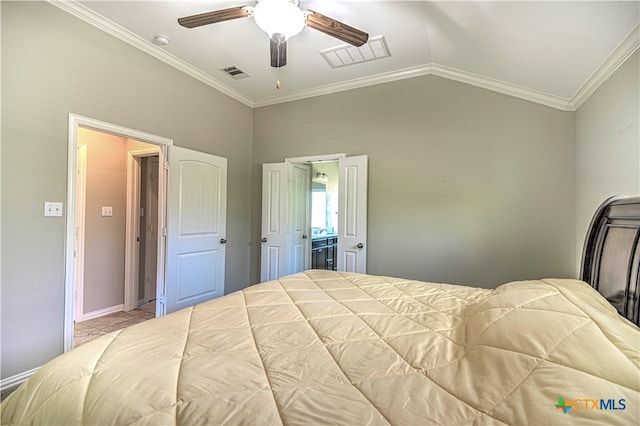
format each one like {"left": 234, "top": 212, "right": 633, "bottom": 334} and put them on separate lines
{"left": 163, "top": 160, "right": 169, "bottom": 170}
{"left": 161, "top": 227, "right": 167, "bottom": 237}
{"left": 158, "top": 295, "right": 167, "bottom": 305}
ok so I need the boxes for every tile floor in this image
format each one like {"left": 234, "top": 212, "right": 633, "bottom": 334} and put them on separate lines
{"left": 74, "top": 308, "right": 155, "bottom": 347}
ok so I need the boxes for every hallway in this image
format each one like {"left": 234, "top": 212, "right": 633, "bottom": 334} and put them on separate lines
{"left": 74, "top": 308, "right": 154, "bottom": 347}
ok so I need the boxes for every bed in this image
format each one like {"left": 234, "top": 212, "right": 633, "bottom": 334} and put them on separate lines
{"left": 2, "top": 195, "right": 639, "bottom": 425}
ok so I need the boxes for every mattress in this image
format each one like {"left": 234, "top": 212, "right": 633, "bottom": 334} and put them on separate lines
{"left": 2, "top": 270, "right": 639, "bottom": 425}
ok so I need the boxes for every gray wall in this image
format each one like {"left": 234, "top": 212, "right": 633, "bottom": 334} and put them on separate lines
{"left": 252, "top": 75, "right": 576, "bottom": 287}
{"left": 1, "top": 1, "right": 253, "bottom": 379}
{"left": 575, "top": 51, "right": 640, "bottom": 268}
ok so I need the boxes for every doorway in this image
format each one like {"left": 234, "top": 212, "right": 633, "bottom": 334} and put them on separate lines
{"left": 138, "top": 156, "right": 159, "bottom": 311}
{"left": 310, "top": 161, "right": 338, "bottom": 270}
{"left": 66, "top": 115, "right": 229, "bottom": 351}
{"left": 73, "top": 127, "right": 160, "bottom": 323}
{"left": 260, "top": 153, "right": 368, "bottom": 281}
{"left": 64, "top": 114, "right": 171, "bottom": 352}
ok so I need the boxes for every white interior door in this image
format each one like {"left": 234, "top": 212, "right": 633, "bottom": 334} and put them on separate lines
{"left": 261, "top": 163, "right": 288, "bottom": 282}
{"left": 288, "top": 163, "right": 310, "bottom": 273}
{"left": 165, "top": 146, "right": 227, "bottom": 314}
{"left": 337, "top": 155, "right": 368, "bottom": 273}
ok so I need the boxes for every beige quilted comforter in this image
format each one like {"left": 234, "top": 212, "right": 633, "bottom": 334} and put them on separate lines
{"left": 2, "top": 271, "right": 639, "bottom": 425}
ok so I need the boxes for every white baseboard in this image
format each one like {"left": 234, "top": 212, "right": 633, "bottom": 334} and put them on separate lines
{"left": 79, "top": 304, "right": 124, "bottom": 322}
{"left": 1, "top": 366, "right": 40, "bottom": 392}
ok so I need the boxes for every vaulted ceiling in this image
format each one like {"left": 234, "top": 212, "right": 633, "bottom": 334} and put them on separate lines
{"left": 55, "top": 1, "right": 639, "bottom": 109}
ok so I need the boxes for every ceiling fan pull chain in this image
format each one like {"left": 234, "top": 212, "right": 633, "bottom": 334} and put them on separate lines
{"left": 275, "top": 54, "right": 281, "bottom": 88}
{"left": 271, "top": 32, "right": 286, "bottom": 89}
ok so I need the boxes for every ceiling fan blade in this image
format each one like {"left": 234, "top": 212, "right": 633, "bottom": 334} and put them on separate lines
{"left": 304, "top": 10, "right": 368, "bottom": 47}
{"left": 270, "top": 34, "right": 287, "bottom": 68}
{"left": 178, "top": 6, "right": 250, "bottom": 29}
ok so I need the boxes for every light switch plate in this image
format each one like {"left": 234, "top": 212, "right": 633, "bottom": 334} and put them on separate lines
{"left": 102, "top": 206, "right": 113, "bottom": 217}
{"left": 44, "top": 202, "right": 63, "bottom": 217}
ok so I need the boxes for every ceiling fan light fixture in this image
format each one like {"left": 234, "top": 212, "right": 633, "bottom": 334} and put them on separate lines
{"left": 253, "top": 0, "right": 305, "bottom": 39}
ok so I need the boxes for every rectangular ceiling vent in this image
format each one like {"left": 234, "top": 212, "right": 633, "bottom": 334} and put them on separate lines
{"left": 220, "top": 65, "right": 250, "bottom": 80}
{"left": 320, "top": 35, "right": 391, "bottom": 69}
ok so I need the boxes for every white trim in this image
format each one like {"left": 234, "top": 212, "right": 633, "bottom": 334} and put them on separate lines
{"left": 253, "top": 63, "right": 574, "bottom": 110}
{"left": 156, "top": 147, "right": 168, "bottom": 318}
{"left": 125, "top": 148, "right": 160, "bottom": 312}
{"left": 144, "top": 156, "right": 160, "bottom": 304}
{"left": 1, "top": 367, "right": 41, "bottom": 392}
{"left": 569, "top": 24, "right": 640, "bottom": 110}
{"left": 255, "top": 65, "right": 435, "bottom": 108}
{"left": 74, "top": 143, "right": 87, "bottom": 323}
{"left": 431, "top": 64, "right": 573, "bottom": 111}
{"left": 285, "top": 153, "right": 346, "bottom": 164}
{"left": 65, "top": 114, "right": 172, "bottom": 352}
{"left": 124, "top": 154, "right": 141, "bottom": 312}
{"left": 50, "top": 1, "right": 637, "bottom": 112}
{"left": 78, "top": 304, "right": 125, "bottom": 322}
{"left": 48, "top": 0, "right": 253, "bottom": 108}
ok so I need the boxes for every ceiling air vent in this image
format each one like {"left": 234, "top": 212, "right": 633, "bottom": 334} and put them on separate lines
{"left": 320, "top": 35, "right": 391, "bottom": 69}
{"left": 220, "top": 66, "right": 250, "bottom": 80}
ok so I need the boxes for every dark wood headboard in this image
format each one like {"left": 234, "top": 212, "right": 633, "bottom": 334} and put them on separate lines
{"left": 581, "top": 195, "right": 640, "bottom": 326}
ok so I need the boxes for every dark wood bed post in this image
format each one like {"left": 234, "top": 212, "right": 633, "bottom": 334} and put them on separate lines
{"left": 580, "top": 195, "right": 640, "bottom": 326}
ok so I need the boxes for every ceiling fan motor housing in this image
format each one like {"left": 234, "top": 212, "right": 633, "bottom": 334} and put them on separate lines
{"left": 270, "top": 33, "right": 287, "bottom": 67}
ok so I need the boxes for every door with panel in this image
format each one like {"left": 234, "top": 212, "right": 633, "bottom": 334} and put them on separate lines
{"left": 261, "top": 155, "right": 368, "bottom": 281}
{"left": 288, "top": 163, "right": 311, "bottom": 274}
{"left": 260, "top": 163, "right": 288, "bottom": 282}
{"left": 337, "top": 155, "right": 368, "bottom": 273}
{"left": 164, "top": 146, "right": 227, "bottom": 314}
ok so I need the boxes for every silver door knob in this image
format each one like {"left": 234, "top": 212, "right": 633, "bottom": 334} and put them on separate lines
{"left": 357, "top": 243, "right": 364, "bottom": 249}
{"left": 261, "top": 238, "right": 267, "bottom": 243}
{"left": 220, "top": 238, "right": 227, "bottom": 244}
{"left": 302, "top": 234, "right": 308, "bottom": 239}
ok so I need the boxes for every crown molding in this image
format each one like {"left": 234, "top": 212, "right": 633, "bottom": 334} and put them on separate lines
{"left": 253, "top": 64, "right": 435, "bottom": 108}
{"left": 569, "top": 24, "right": 640, "bottom": 110}
{"left": 48, "top": 0, "right": 254, "bottom": 108}
{"left": 253, "top": 64, "right": 573, "bottom": 110}
{"left": 430, "top": 64, "right": 573, "bottom": 111}
{"left": 50, "top": 1, "right": 636, "bottom": 112}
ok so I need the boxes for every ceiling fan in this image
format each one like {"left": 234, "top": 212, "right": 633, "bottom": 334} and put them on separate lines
{"left": 178, "top": 0, "right": 369, "bottom": 68}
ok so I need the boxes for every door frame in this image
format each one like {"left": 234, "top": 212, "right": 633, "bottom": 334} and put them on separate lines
{"left": 285, "top": 153, "right": 346, "bottom": 164}
{"left": 73, "top": 143, "right": 87, "bottom": 323}
{"left": 261, "top": 153, "right": 360, "bottom": 279}
{"left": 125, "top": 148, "right": 160, "bottom": 312}
{"left": 287, "top": 154, "right": 346, "bottom": 273}
{"left": 64, "top": 113, "right": 172, "bottom": 352}
{"left": 143, "top": 156, "right": 160, "bottom": 304}
{"left": 284, "top": 153, "right": 368, "bottom": 274}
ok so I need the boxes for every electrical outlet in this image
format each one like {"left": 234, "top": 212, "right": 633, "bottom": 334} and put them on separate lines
{"left": 44, "top": 202, "right": 63, "bottom": 217}
{"left": 102, "top": 206, "right": 113, "bottom": 217}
